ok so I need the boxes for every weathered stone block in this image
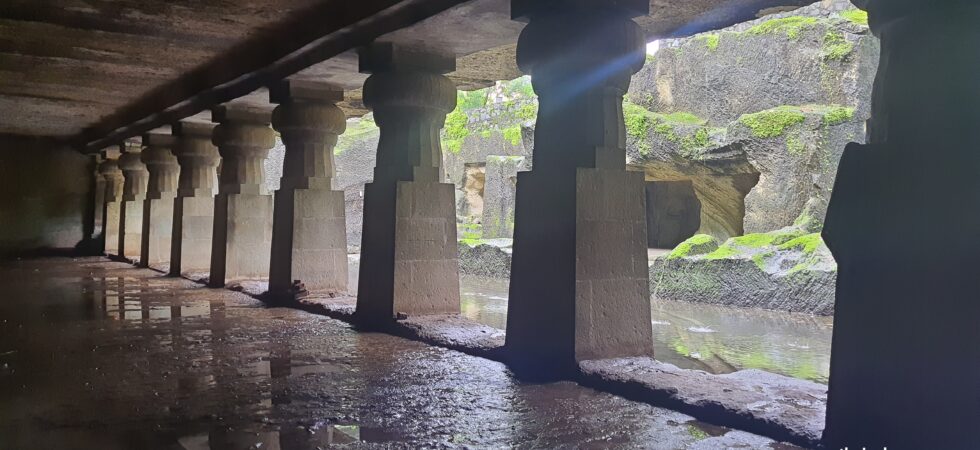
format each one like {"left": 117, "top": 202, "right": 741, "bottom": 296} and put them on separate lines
{"left": 140, "top": 197, "right": 174, "bottom": 268}
{"left": 269, "top": 188, "right": 348, "bottom": 295}
{"left": 482, "top": 155, "right": 523, "bottom": 238}
{"left": 210, "top": 193, "right": 272, "bottom": 286}
{"left": 119, "top": 200, "right": 143, "bottom": 260}
{"left": 171, "top": 196, "right": 215, "bottom": 276}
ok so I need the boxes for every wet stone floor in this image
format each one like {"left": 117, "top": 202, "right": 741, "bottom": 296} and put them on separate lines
{"left": 0, "top": 257, "right": 796, "bottom": 449}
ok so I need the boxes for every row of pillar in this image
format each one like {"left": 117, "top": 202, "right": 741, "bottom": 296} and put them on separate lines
{"left": 82, "top": 0, "right": 975, "bottom": 446}
{"left": 87, "top": 2, "right": 657, "bottom": 373}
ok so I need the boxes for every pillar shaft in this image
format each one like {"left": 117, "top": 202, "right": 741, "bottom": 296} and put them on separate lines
{"left": 99, "top": 158, "right": 124, "bottom": 256}
{"left": 267, "top": 81, "right": 349, "bottom": 299}
{"left": 354, "top": 44, "right": 460, "bottom": 325}
{"left": 118, "top": 145, "right": 148, "bottom": 261}
{"left": 88, "top": 154, "right": 106, "bottom": 251}
{"left": 208, "top": 106, "right": 275, "bottom": 287}
{"left": 504, "top": 2, "right": 653, "bottom": 378}
{"left": 139, "top": 134, "right": 179, "bottom": 269}
{"left": 822, "top": 2, "right": 980, "bottom": 448}
{"left": 170, "top": 122, "right": 220, "bottom": 277}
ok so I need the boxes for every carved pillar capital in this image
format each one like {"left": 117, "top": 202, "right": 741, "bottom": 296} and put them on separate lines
{"left": 513, "top": 1, "right": 646, "bottom": 171}
{"left": 210, "top": 105, "right": 276, "bottom": 195}
{"left": 118, "top": 144, "right": 148, "bottom": 202}
{"left": 98, "top": 158, "right": 124, "bottom": 202}
{"left": 173, "top": 121, "right": 220, "bottom": 198}
{"left": 270, "top": 80, "right": 347, "bottom": 190}
{"left": 141, "top": 133, "right": 179, "bottom": 200}
{"left": 359, "top": 43, "right": 457, "bottom": 183}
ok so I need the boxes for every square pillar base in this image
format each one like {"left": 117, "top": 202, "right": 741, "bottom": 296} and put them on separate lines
{"left": 104, "top": 201, "right": 122, "bottom": 256}
{"left": 119, "top": 200, "right": 144, "bottom": 261}
{"left": 505, "top": 168, "right": 652, "bottom": 377}
{"left": 209, "top": 193, "right": 273, "bottom": 287}
{"left": 171, "top": 196, "right": 216, "bottom": 277}
{"left": 356, "top": 181, "right": 460, "bottom": 324}
{"left": 269, "top": 188, "right": 349, "bottom": 297}
{"left": 140, "top": 197, "right": 174, "bottom": 269}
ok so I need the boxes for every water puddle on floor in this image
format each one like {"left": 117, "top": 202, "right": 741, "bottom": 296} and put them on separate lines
{"left": 459, "top": 274, "right": 833, "bottom": 383}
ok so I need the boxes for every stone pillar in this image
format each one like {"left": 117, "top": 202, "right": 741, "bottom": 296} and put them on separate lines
{"left": 117, "top": 143, "right": 148, "bottom": 261}
{"left": 354, "top": 43, "right": 461, "bottom": 325}
{"left": 170, "top": 122, "right": 220, "bottom": 277}
{"left": 504, "top": 0, "right": 653, "bottom": 378}
{"left": 99, "top": 155, "right": 124, "bottom": 257}
{"left": 267, "top": 80, "right": 349, "bottom": 300}
{"left": 139, "top": 132, "right": 179, "bottom": 269}
{"left": 821, "top": 1, "right": 980, "bottom": 448}
{"left": 86, "top": 153, "right": 107, "bottom": 252}
{"left": 208, "top": 105, "right": 275, "bottom": 288}
{"left": 481, "top": 155, "right": 523, "bottom": 239}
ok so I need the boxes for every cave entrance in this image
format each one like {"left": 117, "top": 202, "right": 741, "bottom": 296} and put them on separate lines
{"left": 461, "top": 163, "right": 486, "bottom": 222}
{"left": 645, "top": 180, "right": 701, "bottom": 249}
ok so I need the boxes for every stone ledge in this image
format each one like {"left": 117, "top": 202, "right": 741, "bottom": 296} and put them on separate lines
{"left": 579, "top": 357, "right": 825, "bottom": 448}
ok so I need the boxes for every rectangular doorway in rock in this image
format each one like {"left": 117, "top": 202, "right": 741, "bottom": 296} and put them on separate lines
{"left": 460, "top": 163, "right": 486, "bottom": 223}
{"left": 645, "top": 180, "right": 701, "bottom": 249}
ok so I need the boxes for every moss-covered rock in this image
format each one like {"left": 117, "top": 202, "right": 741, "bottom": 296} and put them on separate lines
{"left": 668, "top": 234, "right": 720, "bottom": 259}
{"left": 651, "top": 227, "right": 837, "bottom": 315}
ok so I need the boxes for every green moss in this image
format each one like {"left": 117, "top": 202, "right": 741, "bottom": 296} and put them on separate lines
{"left": 786, "top": 132, "right": 806, "bottom": 155}
{"left": 821, "top": 106, "right": 855, "bottom": 126}
{"left": 645, "top": 53, "right": 656, "bottom": 65}
{"left": 738, "top": 106, "right": 806, "bottom": 139}
{"left": 502, "top": 126, "right": 522, "bottom": 146}
{"left": 778, "top": 233, "right": 823, "bottom": 255}
{"left": 697, "top": 34, "right": 720, "bottom": 51}
{"left": 443, "top": 108, "right": 470, "bottom": 153}
{"left": 745, "top": 16, "right": 818, "bottom": 40}
{"left": 459, "top": 238, "right": 487, "bottom": 247}
{"left": 517, "top": 103, "right": 538, "bottom": 122}
{"left": 457, "top": 90, "right": 488, "bottom": 111}
{"left": 704, "top": 245, "right": 738, "bottom": 260}
{"left": 680, "top": 128, "right": 712, "bottom": 158}
{"left": 839, "top": 9, "right": 869, "bottom": 26}
{"left": 822, "top": 31, "right": 854, "bottom": 61}
{"left": 667, "top": 234, "right": 717, "bottom": 260}
{"left": 687, "top": 425, "right": 710, "bottom": 441}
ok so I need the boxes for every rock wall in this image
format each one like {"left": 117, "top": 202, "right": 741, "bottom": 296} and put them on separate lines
{"left": 0, "top": 136, "right": 93, "bottom": 257}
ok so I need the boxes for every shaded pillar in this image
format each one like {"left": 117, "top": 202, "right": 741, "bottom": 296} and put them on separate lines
{"left": 170, "top": 122, "right": 220, "bottom": 277}
{"left": 118, "top": 144, "right": 148, "bottom": 261}
{"left": 208, "top": 106, "right": 275, "bottom": 288}
{"left": 267, "top": 81, "right": 349, "bottom": 300}
{"left": 504, "top": 0, "right": 653, "bottom": 378}
{"left": 99, "top": 156, "right": 124, "bottom": 257}
{"left": 354, "top": 43, "right": 460, "bottom": 325}
{"left": 139, "top": 133, "right": 179, "bottom": 269}
{"left": 821, "top": 1, "right": 980, "bottom": 448}
{"left": 79, "top": 153, "right": 107, "bottom": 254}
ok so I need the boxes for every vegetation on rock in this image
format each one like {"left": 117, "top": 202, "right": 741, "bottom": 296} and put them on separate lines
{"left": 697, "top": 34, "right": 720, "bottom": 51}
{"left": 839, "top": 9, "right": 869, "bottom": 26}
{"left": 334, "top": 115, "right": 378, "bottom": 155}
{"left": 745, "top": 16, "right": 818, "bottom": 40}
{"left": 668, "top": 234, "right": 719, "bottom": 259}
{"left": 738, "top": 106, "right": 807, "bottom": 138}
{"left": 822, "top": 31, "right": 854, "bottom": 61}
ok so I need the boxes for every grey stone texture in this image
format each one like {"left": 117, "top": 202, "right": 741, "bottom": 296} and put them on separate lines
{"left": 139, "top": 136, "right": 179, "bottom": 269}
{"left": 0, "top": 137, "right": 92, "bottom": 256}
{"left": 481, "top": 156, "right": 523, "bottom": 238}
{"left": 99, "top": 159, "right": 125, "bottom": 257}
{"left": 267, "top": 82, "right": 349, "bottom": 297}
{"left": 170, "top": 122, "right": 220, "bottom": 277}
{"left": 208, "top": 107, "right": 276, "bottom": 287}
{"left": 354, "top": 45, "right": 461, "bottom": 325}
{"left": 117, "top": 147, "right": 148, "bottom": 261}
{"left": 504, "top": 6, "right": 653, "bottom": 377}
{"left": 650, "top": 231, "right": 838, "bottom": 315}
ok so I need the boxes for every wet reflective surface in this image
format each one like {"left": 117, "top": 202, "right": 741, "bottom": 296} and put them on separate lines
{"left": 0, "top": 258, "right": 793, "bottom": 449}
{"left": 459, "top": 274, "right": 833, "bottom": 383}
